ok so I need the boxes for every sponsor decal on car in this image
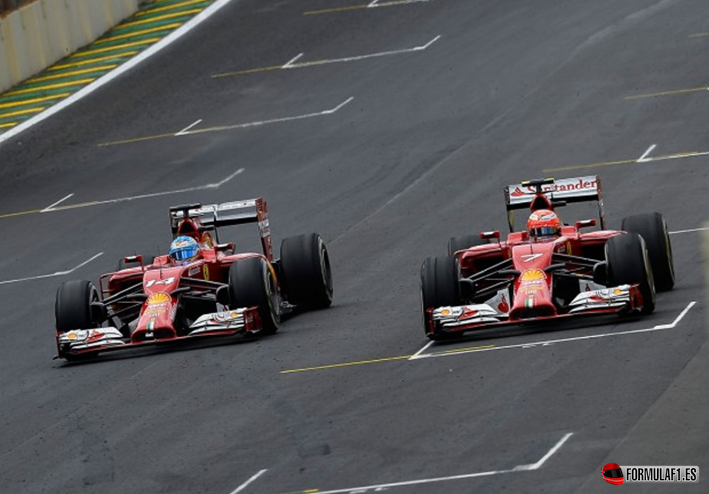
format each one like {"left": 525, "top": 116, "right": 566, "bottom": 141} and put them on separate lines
{"left": 147, "top": 293, "right": 170, "bottom": 305}
{"left": 520, "top": 269, "right": 546, "bottom": 281}
{"left": 203, "top": 265, "right": 210, "bottom": 281}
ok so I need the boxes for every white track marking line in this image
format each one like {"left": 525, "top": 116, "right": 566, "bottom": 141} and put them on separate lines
{"left": 175, "top": 119, "right": 203, "bottom": 136}
{"left": 419, "top": 34, "right": 442, "bottom": 49}
{"left": 642, "top": 150, "right": 709, "bottom": 163}
{"left": 282, "top": 53, "right": 304, "bottom": 69}
{"left": 41, "top": 193, "right": 74, "bottom": 212}
{"left": 415, "top": 302, "right": 697, "bottom": 361}
{"left": 0, "top": 0, "right": 239, "bottom": 147}
{"left": 206, "top": 168, "right": 246, "bottom": 188}
{"left": 295, "top": 469, "right": 513, "bottom": 494}
{"left": 409, "top": 340, "right": 435, "bottom": 360}
{"left": 652, "top": 301, "right": 696, "bottom": 330}
{"left": 637, "top": 144, "right": 657, "bottom": 163}
{"left": 179, "top": 98, "right": 354, "bottom": 135}
{"left": 670, "top": 227, "right": 709, "bottom": 235}
{"left": 0, "top": 252, "right": 104, "bottom": 285}
{"left": 279, "top": 433, "right": 572, "bottom": 494}
{"left": 46, "top": 168, "right": 245, "bottom": 213}
{"left": 513, "top": 433, "right": 574, "bottom": 471}
{"left": 229, "top": 469, "right": 268, "bottom": 494}
{"left": 369, "top": 0, "right": 432, "bottom": 8}
{"left": 287, "top": 36, "right": 441, "bottom": 70}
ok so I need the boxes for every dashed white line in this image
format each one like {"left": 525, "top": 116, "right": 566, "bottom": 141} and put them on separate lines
{"left": 229, "top": 469, "right": 268, "bottom": 494}
{"left": 41, "top": 193, "right": 74, "bottom": 212}
{"left": 175, "top": 119, "right": 203, "bottom": 136}
{"left": 0, "top": 252, "right": 104, "bottom": 285}
{"left": 637, "top": 144, "right": 657, "bottom": 163}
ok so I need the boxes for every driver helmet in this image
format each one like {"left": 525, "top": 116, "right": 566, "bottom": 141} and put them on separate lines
{"left": 169, "top": 236, "right": 200, "bottom": 264}
{"left": 527, "top": 209, "right": 561, "bottom": 238}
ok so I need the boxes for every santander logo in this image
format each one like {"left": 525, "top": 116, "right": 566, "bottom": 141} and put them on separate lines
{"left": 510, "top": 178, "right": 597, "bottom": 197}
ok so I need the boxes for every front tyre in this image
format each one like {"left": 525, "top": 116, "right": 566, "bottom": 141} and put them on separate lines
{"left": 421, "top": 255, "right": 461, "bottom": 340}
{"left": 229, "top": 257, "right": 280, "bottom": 335}
{"left": 55, "top": 280, "right": 101, "bottom": 333}
{"left": 280, "top": 233, "right": 333, "bottom": 310}
{"left": 621, "top": 212, "right": 674, "bottom": 291}
{"left": 606, "top": 233, "right": 655, "bottom": 314}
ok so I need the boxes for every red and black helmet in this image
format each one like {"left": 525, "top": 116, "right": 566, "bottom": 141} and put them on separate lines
{"left": 602, "top": 463, "right": 624, "bottom": 485}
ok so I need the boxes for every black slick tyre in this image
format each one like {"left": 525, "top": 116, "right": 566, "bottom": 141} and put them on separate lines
{"left": 621, "top": 212, "right": 674, "bottom": 291}
{"left": 280, "top": 233, "right": 333, "bottom": 310}
{"left": 228, "top": 257, "right": 280, "bottom": 334}
{"left": 605, "top": 233, "right": 656, "bottom": 314}
{"left": 55, "top": 280, "right": 100, "bottom": 333}
{"left": 421, "top": 255, "right": 461, "bottom": 340}
{"left": 448, "top": 234, "right": 485, "bottom": 258}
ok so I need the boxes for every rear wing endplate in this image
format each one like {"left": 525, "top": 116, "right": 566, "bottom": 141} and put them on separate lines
{"left": 503, "top": 175, "right": 605, "bottom": 231}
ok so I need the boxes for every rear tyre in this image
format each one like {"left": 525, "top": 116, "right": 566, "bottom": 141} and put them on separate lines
{"left": 606, "top": 233, "right": 655, "bottom": 314}
{"left": 448, "top": 234, "right": 485, "bottom": 258}
{"left": 228, "top": 257, "right": 280, "bottom": 334}
{"left": 621, "top": 212, "right": 674, "bottom": 291}
{"left": 421, "top": 255, "right": 461, "bottom": 340}
{"left": 55, "top": 280, "right": 100, "bottom": 333}
{"left": 280, "top": 233, "right": 333, "bottom": 310}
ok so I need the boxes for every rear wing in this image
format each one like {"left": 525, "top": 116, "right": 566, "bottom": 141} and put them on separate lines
{"left": 169, "top": 198, "right": 273, "bottom": 260}
{"left": 504, "top": 176, "right": 605, "bottom": 231}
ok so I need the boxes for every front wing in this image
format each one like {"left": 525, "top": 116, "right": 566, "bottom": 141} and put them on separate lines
{"left": 56, "top": 307, "right": 261, "bottom": 360}
{"left": 427, "top": 284, "right": 643, "bottom": 337}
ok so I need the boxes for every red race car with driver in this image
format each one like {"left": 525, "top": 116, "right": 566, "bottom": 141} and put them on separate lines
{"left": 421, "top": 175, "right": 674, "bottom": 340}
{"left": 55, "top": 198, "right": 333, "bottom": 360}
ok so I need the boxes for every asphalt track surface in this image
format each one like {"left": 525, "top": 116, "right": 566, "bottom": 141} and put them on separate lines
{"left": 0, "top": 0, "right": 707, "bottom": 493}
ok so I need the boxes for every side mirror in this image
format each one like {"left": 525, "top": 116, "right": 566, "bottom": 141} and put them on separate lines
{"left": 576, "top": 219, "right": 597, "bottom": 230}
{"left": 215, "top": 243, "right": 234, "bottom": 255}
{"left": 122, "top": 255, "right": 145, "bottom": 270}
{"left": 480, "top": 230, "right": 501, "bottom": 241}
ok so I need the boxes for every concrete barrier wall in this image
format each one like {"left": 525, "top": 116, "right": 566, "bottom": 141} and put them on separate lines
{"left": 0, "top": 0, "right": 140, "bottom": 92}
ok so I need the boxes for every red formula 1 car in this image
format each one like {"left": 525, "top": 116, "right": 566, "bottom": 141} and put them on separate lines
{"left": 421, "top": 176, "right": 674, "bottom": 340}
{"left": 55, "top": 198, "right": 333, "bottom": 360}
